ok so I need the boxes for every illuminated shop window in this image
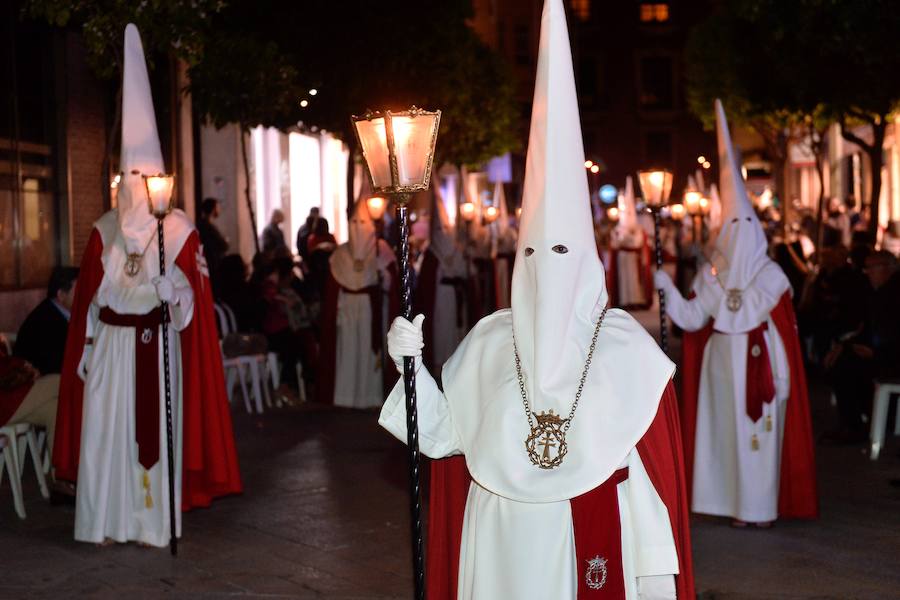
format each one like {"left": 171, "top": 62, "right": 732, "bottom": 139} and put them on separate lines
{"left": 640, "top": 3, "right": 669, "bottom": 23}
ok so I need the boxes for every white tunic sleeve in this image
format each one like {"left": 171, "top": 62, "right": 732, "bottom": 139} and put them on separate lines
{"left": 378, "top": 365, "right": 463, "bottom": 459}
{"left": 662, "top": 275, "right": 710, "bottom": 333}
{"left": 626, "top": 449, "right": 679, "bottom": 579}
{"left": 166, "top": 265, "right": 195, "bottom": 332}
{"left": 766, "top": 316, "right": 791, "bottom": 402}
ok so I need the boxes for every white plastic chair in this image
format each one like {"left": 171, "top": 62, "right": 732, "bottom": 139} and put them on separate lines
{"left": 214, "top": 303, "right": 272, "bottom": 414}
{"left": 0, "top": 423, "right": 50, "bottom": 519}
{"left": 869, "top": 379, "right": 900, "bottom": 460}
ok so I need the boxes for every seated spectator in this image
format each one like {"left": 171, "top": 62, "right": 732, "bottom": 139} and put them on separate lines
{"left": 14, "top": 266, "right": 79, "bottom": 375}
{"left": 823, "top": 250, "right": 900, "bottom": 443}
{"left": 215, "top": 254, "right": 258, "bottom": 332}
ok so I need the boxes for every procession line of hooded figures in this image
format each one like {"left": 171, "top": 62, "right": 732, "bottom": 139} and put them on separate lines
{"left": 38, "top": 1, "right": 817, "bottom": 597}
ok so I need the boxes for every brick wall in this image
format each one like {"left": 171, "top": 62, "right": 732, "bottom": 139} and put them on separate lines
{"left": 65, "top": 32, "right": 109, "bottom": 262}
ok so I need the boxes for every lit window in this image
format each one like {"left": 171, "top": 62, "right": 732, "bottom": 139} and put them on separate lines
{"left": 571, "top": 0, "right": 591, "bottom": 21}
{"left": 640, "top": 3, "right": 670, "bottom": 23}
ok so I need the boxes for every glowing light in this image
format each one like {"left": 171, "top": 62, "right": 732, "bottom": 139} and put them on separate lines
{"left": 684, "top": 190, "right": 702, "bottom": 215}
{"left": 584, "top": 160, "right": 594, "bottom": 169}
{"left": 607, "top": 206, "right": 620, "bottom": 222}
{"left": 702, "top": 161, "right": 711, "bottom": 169}
{"left": 110, "top": 173, "right": 121, "bottom": 189}
{"left": 309, "top": 89, "right": 318, "bottom": 96}
{"left": 460, "top": 201, "right": 476, "bottom": 222}
{"left": 669, "top": 203, "right": 686, "bottom": 220}
{"left": 599, "top": 184, "right": 618, "bottom": 204}
{"left": 366, "top": 196, "right": 387, "bottom": 220}
{"left": 590, "top": 165, "right": 600, "bottom": 174}
{"left": 484, "top": 205, "right": 499, "bottom": 223}
{"left": 697, "top": 155, "right": 706, "bottom": 164}
{"left": 300, "top": 99, "right": 309, "bottom": 108}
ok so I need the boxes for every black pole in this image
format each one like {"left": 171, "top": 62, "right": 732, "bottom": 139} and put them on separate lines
{"left": 397, "top": 200, "right": 426, "bottom": 599}
{"left": 652, "top": 209, "right": 668, "bottom": 353}
{"left": 157, "top": 218, "right": 178, "bottom": 556}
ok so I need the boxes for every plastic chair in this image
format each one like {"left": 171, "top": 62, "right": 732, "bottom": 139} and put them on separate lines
{"left": 214, "top": 303, "right": 271, "bottom": 414}
{"left": 869, "top": 379, "right": 900, "bottom": 460}
{"left": 0, "top": 423, "right": 50, "bottom": 519}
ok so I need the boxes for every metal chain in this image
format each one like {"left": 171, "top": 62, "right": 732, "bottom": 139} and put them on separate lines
{"left": 513, "top": 306, "right": 608, "bottom": 433}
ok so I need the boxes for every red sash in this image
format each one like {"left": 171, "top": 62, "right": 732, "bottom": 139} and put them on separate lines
{"left": 713, "top": 321, "right": 776, "bottom": 423}
{"left": 571, "top": 468, "right": 630, "bottom": 598}
{"left": 99, "top": 306, "right": 163, "bottom": 470}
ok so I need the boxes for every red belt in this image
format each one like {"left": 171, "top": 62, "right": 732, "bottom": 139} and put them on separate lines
{"left": 340, "top": 284, "right": 382, "bottom": 355}
{"left": 99, "top": 306, "right": 163, "bottom": 470}
{"left": 713, "top": 321, "right": 775, "bottom": 423}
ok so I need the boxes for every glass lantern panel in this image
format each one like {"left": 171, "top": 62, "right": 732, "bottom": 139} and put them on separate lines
{"left": 393, "top": 114, "right": 437, "bottom": 187}
{"left": 355, "top": 118, "right": 393, "bottom": 189}
{"left": 146, "top": 175, "right": 175, "bottom": 215}
{"left": 638, "top": 170, "right": 673, "bottom": 208}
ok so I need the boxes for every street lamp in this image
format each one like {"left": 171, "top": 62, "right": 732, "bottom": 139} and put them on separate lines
{"left": 140, "top": 171, "right": 178, "bottom": 556}
{"left": 637, "top": 168, "right": 673, "bottom": 353}
{"left": 352, "top": 106, "right": 440, "bottom": 600}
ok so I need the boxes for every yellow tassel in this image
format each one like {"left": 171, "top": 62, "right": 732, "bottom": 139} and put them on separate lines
{"left": 751, "top": 434, "right": 760, "bottom": 451}
{"left": 766, "top": 415, "right": 773, "bottom": 432}
{"left": 142, "top": 470, "right": 152, "bottom": 509}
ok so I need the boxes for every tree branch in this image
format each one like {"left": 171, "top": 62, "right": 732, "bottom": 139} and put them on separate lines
{"left": 839, "top": 114, "right": 874, "bottom": 151}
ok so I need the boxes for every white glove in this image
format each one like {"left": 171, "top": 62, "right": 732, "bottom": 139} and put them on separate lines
{"left": 638, "top": 574, "right": 677, "bottom": 600}
{"left": 387, "top": 314, "right": 425, "bottom": 373}
{"left": 654, "top": 270, "right": 675, "bottom": 293}
{"left": 77, "top": 345, "right": 93, "bottom": 382}
{"left": 152, "top": 275, "right": 177, "bottom": 304}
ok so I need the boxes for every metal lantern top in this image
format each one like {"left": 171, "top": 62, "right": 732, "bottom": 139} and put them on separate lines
{"left": 637, "top": 169, "right": 673, "bottom": 209}
{"left": 143, "top": 173, "right": 175, "bottom": 218}
{"left": 366, "top": 196, "right": 388, "bottom": 221}
{"left": 684, "top": 190, "right": 703, "bottom": 216}
{"left": 352, "top": 107, "right": 441, "bottom": 202}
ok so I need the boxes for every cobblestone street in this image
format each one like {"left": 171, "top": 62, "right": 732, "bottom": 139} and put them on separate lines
{"left": 1, "top": 312, "right": 899, "bottom": 599}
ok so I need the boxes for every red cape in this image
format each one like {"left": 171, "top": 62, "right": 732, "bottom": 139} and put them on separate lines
{"left": 316, "top": 265, "right": 400, "bottom": 404}
{"left": 54, "top": 228, "right": 242, "bottom": 510}
{"left": 425, "top": 382, "right": 695, "bottom": 600}
{"left": 680, "top": 292, "right": 818, "bottom": 520}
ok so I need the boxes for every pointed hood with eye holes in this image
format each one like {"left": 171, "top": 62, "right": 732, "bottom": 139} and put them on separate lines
{"left": 411, "top": 0, "right": 675, "bottom": 505}
{"left": 329, "top": 198, "right": 395, "bottom": 291}
{"left": 695, "top": 100, "right": 789, "bottom": 333}
{"left": 116, "top": 23, "right": 165, "bottom": 253}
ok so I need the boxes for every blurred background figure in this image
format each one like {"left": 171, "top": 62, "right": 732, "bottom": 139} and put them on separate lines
{"left": 14, "top": 266, "right": 79, "bottom": 375}
{"left": 261, "top": 208, "right": 287, "bottom": 255}
{"left": 197, "top": 197, "right": 229, "bottom": 287}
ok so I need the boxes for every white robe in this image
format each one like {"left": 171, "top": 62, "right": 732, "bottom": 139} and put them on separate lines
{"left": 613, "top": 228, "right": 648, "bottom": 307}
{"left": 664, "top": 262, "right": 791, "bottom": 522}
{"left": 333, "top": 288, "right": 385, "bottom": 409}
{"left": 432, "top": 257, "right": 467, "bottom": 367}
{"left": 380, "top": 309, "right": 679, "bottom": 599}
{"left": 76, "top": 228, "right": 193, "bottom": 547}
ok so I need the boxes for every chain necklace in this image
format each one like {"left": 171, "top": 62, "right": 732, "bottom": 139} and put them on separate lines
{"left": 124, "top": 233, "right": 155, "bottom": 278}
{"left": 513, "top": 306, "right": 608, "bottom": 469}
{"left": 709, "top": 263, "right": 761, "bottom": 313}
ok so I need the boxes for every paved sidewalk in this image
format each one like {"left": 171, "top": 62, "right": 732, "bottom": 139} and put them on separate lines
{"left": 1, "top": 310, "right": 899, "bottom": 598}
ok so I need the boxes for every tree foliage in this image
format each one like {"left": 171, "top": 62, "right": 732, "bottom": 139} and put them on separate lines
{"left": 686, "top": 0, "right": 900, "bottom": 237}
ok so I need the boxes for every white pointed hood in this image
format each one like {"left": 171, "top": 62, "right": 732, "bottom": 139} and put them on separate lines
{"left": 708, "top": 182, "right": 723, "bottom": 231}
{"left": 713, "top": 99, "right": 769, "bottom": 292}
{"left": 116, "top": 24, "right": 165, "bottom": 253}
{"left": 429, "top": 185, "right": 460, "bottom": 266}
{"left": 511, "top": 0, "right": 608, "bottom": 394}
{"left": 690, "top": 100, "right": 788, "bottom": 333}
{"left": 617, "top": 175, "right": 639, "bottom": 231}
{"left": 415, "top": 0, "right": 674, "bottom": 504}
{"left": 491, "top": 181, "right": 517, "bottom": 256}
{"left": 330, "top": 198, "right": 395, "bottom": 290}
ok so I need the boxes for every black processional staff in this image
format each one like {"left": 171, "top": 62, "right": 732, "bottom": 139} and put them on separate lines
{"left": 144, "top": 173, "right": 179, "bottom": 557}
{"left": 353, "top": 107, "right": 441, "bottom": 600}
{"left": 637, "top": 169, "right": 673, "bottom": 353}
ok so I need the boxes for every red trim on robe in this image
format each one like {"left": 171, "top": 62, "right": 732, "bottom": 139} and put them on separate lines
{"left": 607, "top": 235, "right": 654, "bottom": 310}
{"left": 54, "top": 229, "right": 243, "bottom": 511}
{"left": 680, "top": 292, "right": 818, "bottom": 520}
{"left": 424, "top": 382, "right": 694, "bottom": 600}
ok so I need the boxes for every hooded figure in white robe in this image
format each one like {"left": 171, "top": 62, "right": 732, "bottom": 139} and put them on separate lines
{"left": 73, "top": 25, "right": 195, "bottom": 546}
{"left": 319, "top": 199, "right": 397, "bottom": 408}
{"left": 415, "top": 188, "right": 468, "bottom": 368}
{"left": 490, "top": 181, "right": 517, "bottom": 310}
{"left": 378, "top": 1, "right": 694, "bottom": 597}
{"left": 655, "top": 100, "right": 817, "bottom": 525}
{"left": 610, "top": 177, "right": 653, "bottom": 309}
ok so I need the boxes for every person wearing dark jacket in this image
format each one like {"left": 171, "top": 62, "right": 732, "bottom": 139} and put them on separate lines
{"left": 14, "top": 266, "right": 79, "bottom": 375}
